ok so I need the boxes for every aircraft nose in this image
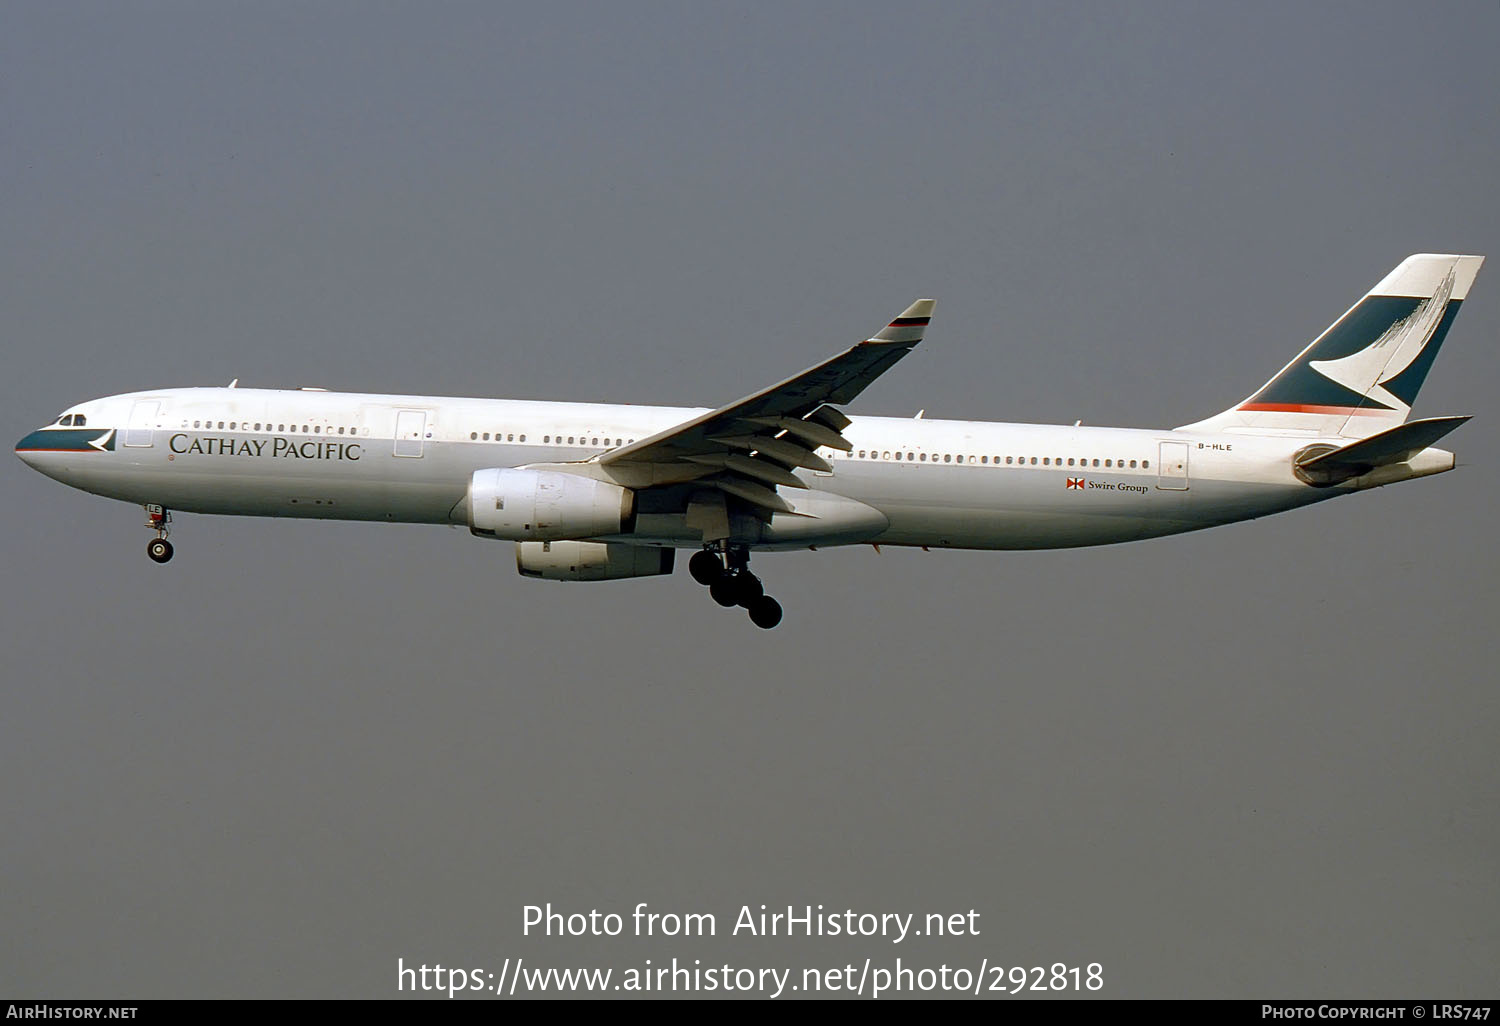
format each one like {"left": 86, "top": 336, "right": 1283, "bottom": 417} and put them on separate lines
{"left": 15, "top": 429, "right": 43, "bottom": 468}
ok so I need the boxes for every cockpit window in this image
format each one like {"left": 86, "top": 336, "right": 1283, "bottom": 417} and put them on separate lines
{"left": 73, "top": 414, "right": 86, "bottom": 427}
{"left": 58, "top": 414, "right": 72, "bottom": 426}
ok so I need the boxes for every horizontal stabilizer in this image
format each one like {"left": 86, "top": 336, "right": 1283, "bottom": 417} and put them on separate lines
{"left": 1295, "top": 415, "right": 1469, "bottom": 483}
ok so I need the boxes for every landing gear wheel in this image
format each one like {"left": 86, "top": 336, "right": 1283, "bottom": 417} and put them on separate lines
{"left": 747, "top": 595, "right": 783, "bottom": 629}
{"left": 689, "top": 550, "right": 723, "bottom": 585}
{"left": 709, "top": 576, "right": 739, "bottom": 607}
{"left": 147, "top": 538, "right": 174, "bottom": 564}
{"left": 732, "top": 572, "right": 764, "bottom": 607}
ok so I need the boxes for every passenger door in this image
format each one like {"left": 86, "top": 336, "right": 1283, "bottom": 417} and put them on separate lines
{"left": 124, "top": 400, "right": 159, "bottom": 447}
{"left": 393, "top": 410, "right": 427, "bottom": 458}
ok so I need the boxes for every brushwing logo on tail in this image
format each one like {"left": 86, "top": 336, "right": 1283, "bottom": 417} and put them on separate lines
{"left": 1306, "top": 267, "right": 1456, "bottom": 414}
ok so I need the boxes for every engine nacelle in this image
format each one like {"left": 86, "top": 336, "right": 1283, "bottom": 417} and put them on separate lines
{"left": 517, "top": 541, "right": 675, "bottom": 581}
{"left": 467, "top": 468, "right": 635, "bottom": 541}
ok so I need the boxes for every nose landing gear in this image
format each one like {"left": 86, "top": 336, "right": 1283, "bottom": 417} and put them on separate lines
{"left": 144, "top": 504, "right": 174, "bottom": 564}
{"left": 688, "top": 545, "right": 783, "bottom": 629}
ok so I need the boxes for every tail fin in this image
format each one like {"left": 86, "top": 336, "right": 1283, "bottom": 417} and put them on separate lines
{"left": 1180, "top": 254, "right": 1484, "bottom": 438}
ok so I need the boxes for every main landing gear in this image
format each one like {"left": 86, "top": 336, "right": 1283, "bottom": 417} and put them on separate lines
{"left": 688, "top": 545, "right": 783, "bottom": 629}
{"left": 144, "top": 504, "right": 174, "bottom": 564}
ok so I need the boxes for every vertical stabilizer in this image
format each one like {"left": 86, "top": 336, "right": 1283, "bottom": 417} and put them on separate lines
{"left": 1180, "top": 254, "right": 1483, "bottom": 438}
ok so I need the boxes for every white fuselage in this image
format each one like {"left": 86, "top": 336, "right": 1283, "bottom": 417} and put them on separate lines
{"left": 16, "top": 386, "right": 1453, "bottom": 552}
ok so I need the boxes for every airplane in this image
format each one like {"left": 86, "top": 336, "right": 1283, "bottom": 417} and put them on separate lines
{"left": 15, "top": 253, "right": 1482, "bottom": 629}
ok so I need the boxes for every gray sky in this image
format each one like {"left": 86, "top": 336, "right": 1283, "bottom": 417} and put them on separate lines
{"left": 3, "top": 1, "right": 1496, "bottom": 999}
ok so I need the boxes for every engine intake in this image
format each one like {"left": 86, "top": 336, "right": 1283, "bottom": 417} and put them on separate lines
{"left": 467, "top": 468, "right": 635, "bottom": 541}
{"left": 517, "top": 541, "right": 675, "bottom": 581}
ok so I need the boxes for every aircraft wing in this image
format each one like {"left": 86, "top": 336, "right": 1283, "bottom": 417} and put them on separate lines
{"left": 599, "top": 299, "right": 934, "bottom": 514}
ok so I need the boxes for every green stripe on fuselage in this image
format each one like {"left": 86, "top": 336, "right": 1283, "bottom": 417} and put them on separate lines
{"left": 15, "top": 428, "right": 115, "bottom": 452}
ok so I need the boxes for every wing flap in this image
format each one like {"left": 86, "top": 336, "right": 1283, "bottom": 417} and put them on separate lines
{"left": 709, "top": 433, "right": 834, "bottom": 472}
{"left": 740, "top": 416, "right": 851, "bottom": 451}
{"left": 713, "top": 475, "right": 798, "bottom": 514}
{"left": 683, "top": 452, "right": 809, "bottom": 489}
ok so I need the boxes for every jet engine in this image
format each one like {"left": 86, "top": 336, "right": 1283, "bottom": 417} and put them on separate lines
{"left": 516, "top": 541, "right": 675, "bottom": 581}
{"left": 467, "top": 468, "right": 635, "bottom": 541}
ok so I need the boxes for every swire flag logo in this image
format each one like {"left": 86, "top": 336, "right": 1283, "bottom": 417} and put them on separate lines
{"left": 1065, "top": 477, "right": 1086, "bottom": 490}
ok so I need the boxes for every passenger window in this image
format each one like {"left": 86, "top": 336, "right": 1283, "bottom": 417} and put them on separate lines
{"left": 301, "top": 425, "right": 308, "bottom": 433}
{"left": 1031, "top": 457, "right": 1038, "bottom": 465}
{"left": 1105, "top": 459, "right": 1112, "bottom": 467}
{"left": 314, "top": 425, "right": 321, "bottom": 433}
{"left": 920, "top": 453, "right": 928, "bottom": 461}
{"left": 218, "top": 422, "right": 225, "bottom": 429}
{"left": 1129, "top": 459, "right": 1137, "bottom": 468}
{"left": 193, "top": 420, "right": 201, "bottom": 428}
{"left": 1043, "top": 457, "right": 1050, "bottom": 466}
{"left": 508, "top": 434, "right": 515, "bottom": 442}
{"left": 895, "top": 451, "right": 902, "bottom": 460}
{"left": 519, "top": 434, "right": 526, "bottom": 442}
{"left": 278, "top": 424, "right": 285, "bottom": 432}
{"left": 882, "top": 451, "right": 891, "bottom": 460}
{"left": 229, "top": 422, "right": 236, "bottom": 430}
{"left": 470, "top": 432, "right": 478, "bottom": 440}
{"left": 1143, "top": 459, "right": 1150, "bottom": 468}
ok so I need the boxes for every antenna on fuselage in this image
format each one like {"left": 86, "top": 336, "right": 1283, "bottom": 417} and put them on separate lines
{"left": 228, "top": 378, "right": 239, "bottom": 388}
